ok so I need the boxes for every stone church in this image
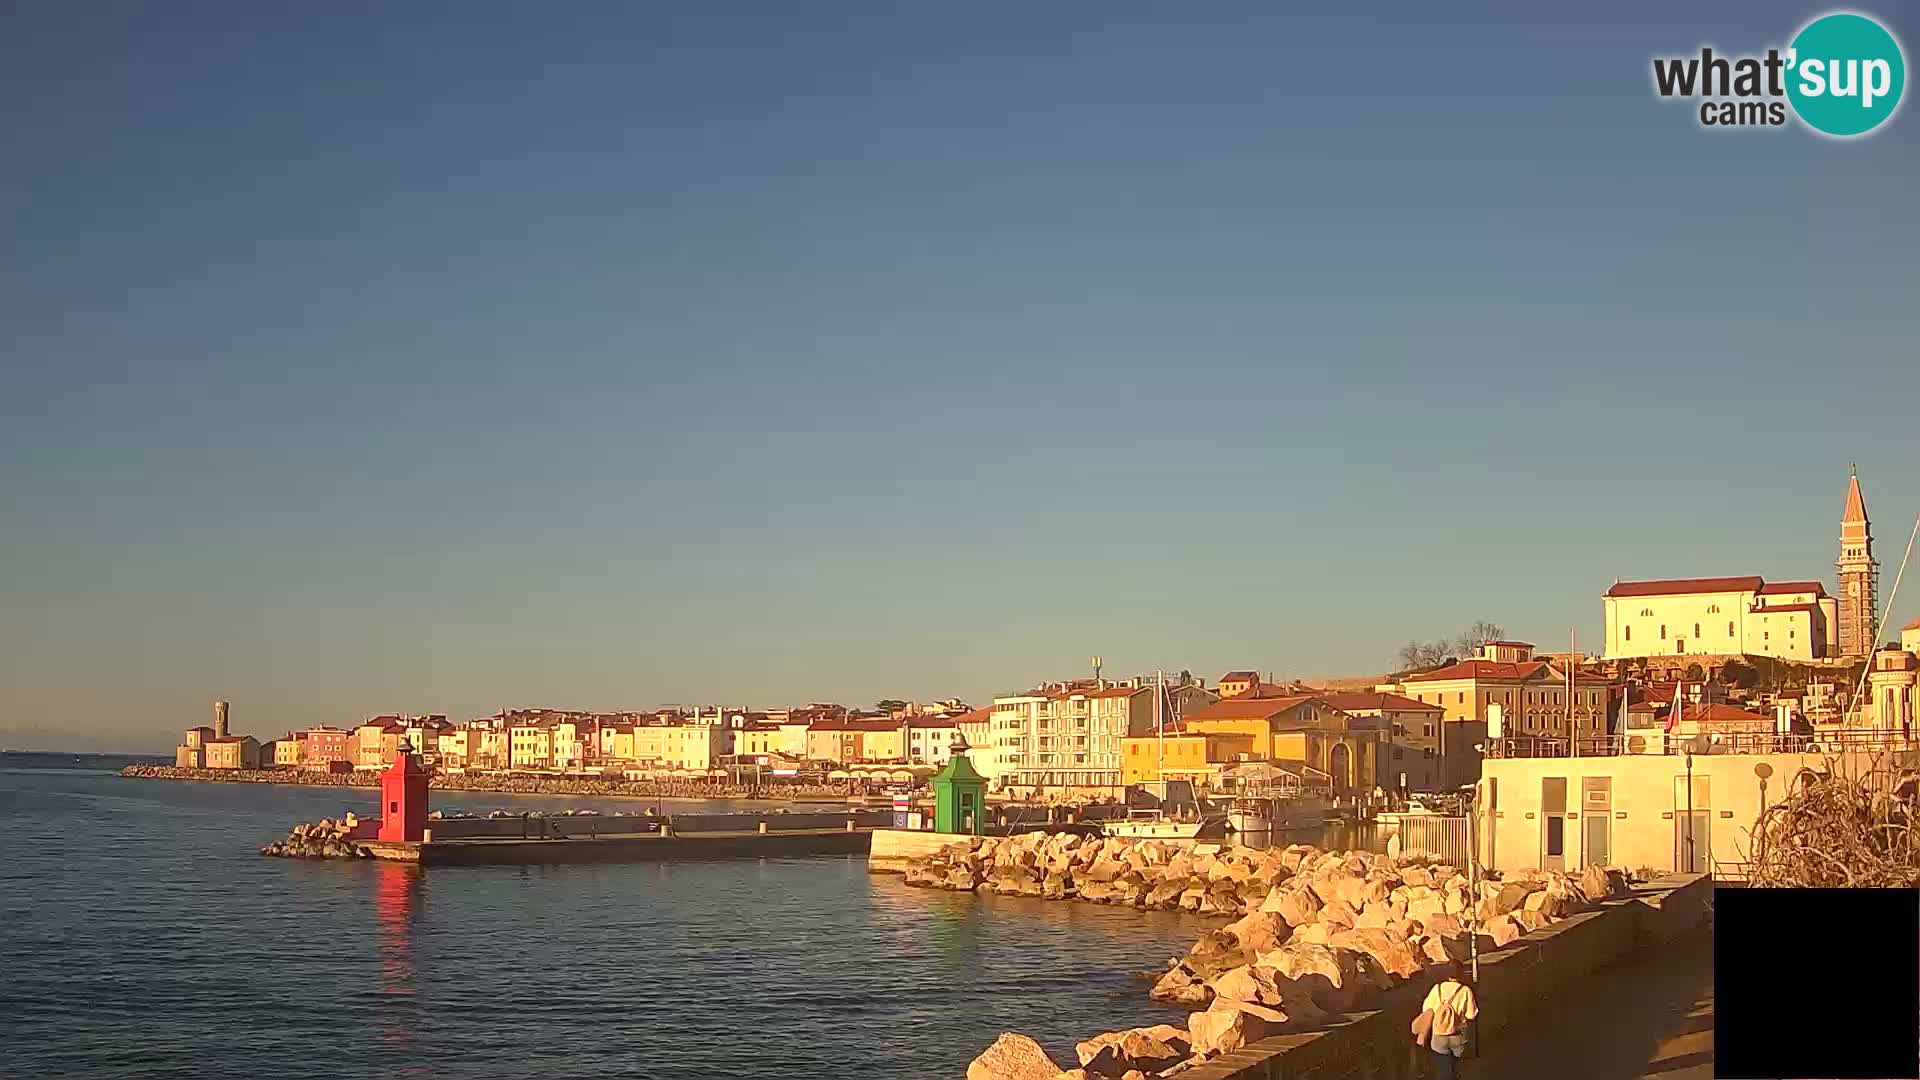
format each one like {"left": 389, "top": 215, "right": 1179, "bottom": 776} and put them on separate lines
{"left": 1601, "top": 468, "right": 1879, "bottom": 662}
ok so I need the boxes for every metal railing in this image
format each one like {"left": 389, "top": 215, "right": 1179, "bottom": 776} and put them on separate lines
{"left": 1491, "top": 729, "right": 1920, "bottom": 758}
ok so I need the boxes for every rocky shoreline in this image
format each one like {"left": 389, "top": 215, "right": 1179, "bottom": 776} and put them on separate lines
{"left": 260, "top": 817, "right": 375, "bottom": 860}
{"left": 117, "top": 763, "right": 851, "bottom": 801}
{"left": 894, "top": 832, "right": 1633, "bottom": 1079}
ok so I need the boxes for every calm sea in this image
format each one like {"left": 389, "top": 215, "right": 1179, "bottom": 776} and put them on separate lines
{"left": 0, "top": 755, "right": 1196, "bottom": 1079}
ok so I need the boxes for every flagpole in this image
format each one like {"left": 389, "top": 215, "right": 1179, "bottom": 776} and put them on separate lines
{"left": 1570, "top": 626, "right": 1578, "bottom": 758}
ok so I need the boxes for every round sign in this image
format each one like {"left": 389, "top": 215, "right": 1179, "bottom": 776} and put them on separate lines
{"left": 1754, "top": 762, "right": 1774, "bottom": 780}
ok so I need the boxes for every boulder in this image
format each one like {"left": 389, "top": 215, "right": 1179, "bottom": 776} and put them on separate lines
{"left": 967, "top": 1034, "right": 1063, "bottom": 1080}
{"left": 1485, "top": 914, "right": 1524, "bottom": 947}
{"left": 1318, "top": 899, "right": 1360, "bottom": 930}
{"left": 1326, "top": 927, "right": 1422, "bottom": 980}
{"left": 1289, "top": 922, "right": 1332, "bottom": 945}
{"left": 1150, "top": 964, "right": 1213, "bottom": 1006}
{"left": 1257, "top": 941, "right": 1362, "bottom": 1012}
{"left": 1260, "top": 886, "right": 1323, "bottom": 927}
{"left": 1144, "top": 878, "right": 1186, "bottom": 910}
{"left": 1417, "top": 932, "right": 1471, "bottom": 965}
{"left": 1075, "top": 1026, "right": 1189, "bottom": 1076}
{"left": 1513, "top": 908, "right": 1552, "bottom": 933}
{"left": 1209, "top": 964, "right": 1283, "bottom": 1007}
{"left": 1181, "top": 929, "right": 1247, "bottom": 979}
{"left": 1187, "top": 1004, "right": 1281, "bottom": 1056}
{"left": 1222, "top": 910, "right": 1292, "bottom": 956}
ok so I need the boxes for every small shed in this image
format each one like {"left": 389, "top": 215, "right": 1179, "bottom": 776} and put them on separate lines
{"left": 931, "top": 750, "right": 986, "bottom": 835}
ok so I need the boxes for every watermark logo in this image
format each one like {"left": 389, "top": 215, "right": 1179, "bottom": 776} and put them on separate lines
{"left": 1652, "top": 10, "right": 1906, "bottom": 137}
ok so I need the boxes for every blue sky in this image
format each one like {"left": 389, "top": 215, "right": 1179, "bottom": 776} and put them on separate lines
{"left": 4, "top": 2, "right": 1917, "bottom": 751}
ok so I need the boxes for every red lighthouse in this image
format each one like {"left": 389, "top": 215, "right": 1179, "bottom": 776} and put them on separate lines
{"left": 377, "top": 737, "right": 430, "bottom": 843}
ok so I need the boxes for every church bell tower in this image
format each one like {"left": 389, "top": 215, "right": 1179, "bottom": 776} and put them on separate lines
{"left": 1837, "top": 465, "right": 1879, "bottom": 657}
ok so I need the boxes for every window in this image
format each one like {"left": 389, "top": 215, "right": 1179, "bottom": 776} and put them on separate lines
{"left": 1640, "top": 608, "right": 1653, "bottom": 617}
{"left": 1660, "top": 624, "right": 1667, "bottom": 639}
{"left": 1693, "top": 623, "right": 1700, "bottom": 638}
{"left": 1728, "top": 621, "right": 1735, "bottom": 637}
{"left": 1625, "top": 626, "right": 1631, "bottom": 641}
{"left": 1707, "top": 604, "right": 1720, "bottom": 614}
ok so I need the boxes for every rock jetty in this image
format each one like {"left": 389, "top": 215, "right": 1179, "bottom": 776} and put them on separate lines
{"left": 259, "top": 816, "right": 375, "bottom": 860}
{"left": 901, "top": 833, "right": 1634, "bottom": 1079}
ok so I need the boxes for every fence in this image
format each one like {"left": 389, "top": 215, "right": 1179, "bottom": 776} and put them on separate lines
{"left": 1491, "top": 729, "right": 1920, "bottom": 759}
{"left": 1384, "top": 814, "right": 1472, "bottom": 864}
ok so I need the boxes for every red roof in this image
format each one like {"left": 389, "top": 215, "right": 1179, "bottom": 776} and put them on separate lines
{"left": 1319, "top": 691, "right": 1442, "bottom": 714}
{"left": 902, "top": 715, "right": 959, "bottom": 729}
{"left": 1183, "top": 695, "right": 1319, "bottom": 722}
{"left": 1404, "top": 659, "right": 1610, "bottom": 686}
{"left": 1752, "top": 603, "right": 1824, "bottom": 615}
{"left": 1901, "top": 616, "right": 1920, "bottom": 632}
{"left": 1218, "top": 671, "right": 1260, "bottom": 683}
{"left": 1484, "top": 640, "right": 1535, "bottom": 648}
{"left": 1681, "top": 704, "right": 1773, "bottom": 725}
{"left": 1606, "top": 576, "right": 1764, "bottom": 598}
{"left": 952, "top": 706, "right": 993, "bottom": 726}
{"left": 1758, "top": 581, "right": 1829, "bottom": 597}
{"left": 1086, "top": 685, "right": 1146, "bottom": 699}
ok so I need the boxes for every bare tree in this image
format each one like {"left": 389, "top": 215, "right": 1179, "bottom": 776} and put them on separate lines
{"left": 1453, "top": 620, "right": 1507, "bottom": 657}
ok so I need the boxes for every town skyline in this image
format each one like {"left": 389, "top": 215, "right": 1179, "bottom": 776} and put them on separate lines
{"left": 5, "top": 2, "right": 1918, "bottom": 752}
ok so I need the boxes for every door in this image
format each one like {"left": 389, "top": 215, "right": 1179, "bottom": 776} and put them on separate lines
{"left": 1541, "top": 777, "right": 1568, "bottom": 872}
{"left": 1329, "top": 743, "right": 1352, "bottom": 792}
{"left": 1673, "top": 775, "right": 1710, "bottom": 873}
{"left": 1581, "top": 777, "right": 1612, "bottom": 867}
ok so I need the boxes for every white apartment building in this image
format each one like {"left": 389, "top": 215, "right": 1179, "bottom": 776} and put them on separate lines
{"left": 990, "top": 676, "right": 1215, "bottom": 796}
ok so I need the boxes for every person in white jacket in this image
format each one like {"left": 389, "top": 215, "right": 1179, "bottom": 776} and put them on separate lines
{"left": 1420, "top": 962, "right": 1479, "bottom": 1079}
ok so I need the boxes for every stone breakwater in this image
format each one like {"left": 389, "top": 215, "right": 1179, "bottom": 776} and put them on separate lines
{"left": 260, "top": 817, "right": 374, "bottom": 860}
{"left": 118, "top": 764, "right": 850, "bottom": 801}
{"left": 894, "top": 832, "right": 1633, "bottom": 1080}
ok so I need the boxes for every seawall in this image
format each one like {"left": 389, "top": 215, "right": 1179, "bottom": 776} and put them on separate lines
{"left": 119, "top": 764, "right": 852, "bottom": 801}
{"left": 1179, "top": 873, "right": 1711, "bottom": 1080}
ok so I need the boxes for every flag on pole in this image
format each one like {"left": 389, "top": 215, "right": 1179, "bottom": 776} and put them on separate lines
{"left": 1665, "top": 682, "right": 1685, "bottom": 734}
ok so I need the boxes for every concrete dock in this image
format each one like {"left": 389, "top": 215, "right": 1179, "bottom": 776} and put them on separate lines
{"left": 364, "top": 826, "right": 875, "bottom": 865}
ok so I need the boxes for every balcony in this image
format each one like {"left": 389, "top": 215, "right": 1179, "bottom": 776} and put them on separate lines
{"left": 1488, "top": 729, "right": 1917, "bottom": 759}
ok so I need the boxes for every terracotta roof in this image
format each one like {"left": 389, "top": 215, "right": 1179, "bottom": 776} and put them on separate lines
{"left": 1757, "top": 581, "right": 1828, "bottom": 597}
{"left": 1318, "top": 691, "right": 1442, "bottom": 714}
{"left": 206, "top": 735, "right": 254, "bottom": 744}
{"left": 1218, "top": 671, "right": 1260, "bottom": 683}
{"left": 1087, "top": 685, "right": 1147, "bottom": 698}
{"left": 1404, "top": 659, "right": 1550, "bottom": 683}
{"left": 1681, "top": 703, "right": 1773, "bottom": 725}
{"left": 1182, "top": 695, "right": 1320, "bottom": 722}
{"left": 1752, "top": 603, "right": 1824, "bottom": 615}
{"left": 1606, "top": 576, "right": 1764, "bottom": 598}
{"left": 1902, "top": 616, "right": 1920, "bottom": 632}
{"left": 1242, "top": 681, "right": 1323, "bottom": 698}
{"left": 1483, "top": 641, "right": 1535, "bottom": 648}
{"left": 952, "top": 706, "right": 993, "bottom": 726}
{"left": 902, "top": 715, "right": 959, "bottom": 729}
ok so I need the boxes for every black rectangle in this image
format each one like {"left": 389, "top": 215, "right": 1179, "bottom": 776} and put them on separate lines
{"left": 1716, "top": 887, "right": 1918, "bottom": 1079}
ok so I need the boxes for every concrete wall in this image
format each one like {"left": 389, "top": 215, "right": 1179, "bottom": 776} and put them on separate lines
{"left": 423, "top": 809, "right": 888, "bottom": 841}
{"left": 1181, "top": 874, "right": 1710, "bottom": 1080}
{"left": 869, "top": 828, "right": 972, "bottom": 872}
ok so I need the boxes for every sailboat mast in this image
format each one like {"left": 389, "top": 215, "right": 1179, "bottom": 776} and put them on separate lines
{"left": 1155, "top": 669, "right": 1165, "bottom": 800}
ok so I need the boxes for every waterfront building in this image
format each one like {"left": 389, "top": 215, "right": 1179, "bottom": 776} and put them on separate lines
{"left": 1318, "top": 691, "right": 1446, "bottom": 792}
{"left": 1119, "top": 726, "right": 1256, "bottom": 787}
{"left": 1393, "top": 641, "right": 1614, "bottom": 788}
{"left": 203, "top": 735, "right": 261, "bottom": 769}
{"left": 955, "top": 707, "right": 994, "bottom": 778}
{"left": 731, "top": 719, "right": 809, "bottom": 760}
{"left": 353, "top": 718, "right": 409, "bottom": 769}
{"left": 1602, "top": 576, "right": 1837, "bottom": 661}
{"left": 174, "top": 726, "right": 213, "bottom": 768}
{"left": 1181, "top": 694, "right": 1380, "bottom": 794}
{"left": 273, "top": 733, "right": 304, "bottom": 767}
{"left": 990, "top": 675, "right": 1218, "bottom": 797}
{"left": 508, "top": 720, "right": 552, "bottom": 769}
{"left": 904, "top": 715, "right": 960, "bottom": 766}
{"left": 628, "top": 721, "right": 730, "bottom": 774}
{"left": 301, "top": 726, "right": 351, "bottom": 770}
{"left": 803, "top": 718, "right": 907, "bottom": 764}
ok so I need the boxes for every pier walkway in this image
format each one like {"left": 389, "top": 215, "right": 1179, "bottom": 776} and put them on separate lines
{"left": 1471, "top": 925, "right": 1714, "bottom": 1080}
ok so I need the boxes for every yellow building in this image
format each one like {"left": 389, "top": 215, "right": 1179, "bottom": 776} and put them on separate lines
{"left": 204, "top": 735, "right": 261, "bottom": 769}
{"left": 1320, "top": 691, "right": 1446, "bottom": 792}
{"left": 629, "top": 722, "right": 730, "bottom": 773}
{"left": 353, "top": 718, "right": 407, "bottom": 769}
{"left": 804, "top": 719, "right": 906, "bottom": 764}
{"left": 1182, "top": 694, "right": 1381, "bottom": 794}
{"left": 1121, "top": 730, "right": 1256, "bottom": 786}
{"left": 508, "top": 722, "right": 552, "bottom": 769}
{"left": 273, "top": 735, "right": 304, "bottom": 767}
{"left": 1394, "top": 642, "right": 1614, "bottom": 788}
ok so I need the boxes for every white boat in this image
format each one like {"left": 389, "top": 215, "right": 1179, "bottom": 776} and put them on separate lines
{"left": 1105, "top": 807, "right": 1223, "bottom": 839}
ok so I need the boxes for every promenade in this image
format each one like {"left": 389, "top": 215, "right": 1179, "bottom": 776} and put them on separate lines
{"left": 1472, "top": 926, "right": 1714, "bottom": 1080}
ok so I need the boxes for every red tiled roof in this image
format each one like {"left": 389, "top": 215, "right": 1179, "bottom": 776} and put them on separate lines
{"left": 1404, "top": 659, "right": 1550, "bottom": 683}
{"left": 903, "top": 715, "right": 959, "bottom": 729}
{"left": 1242, "top": 681, "right": 1323, "bottom": 698}
{"left": 1087, "top": 685, "right": 1146, "bottom": 698}
{"left": 1218, "top": 671, "right": 1260, "bottom": 683}
{"left": 1758, "top": 581, "right": 1828, "bottom": 597}
{"left": 1319, "top": 691, "right": 1443, "bottom": 714}
{"left": 1606, "top": 576, "right": 1764, "bottom": 598}
{"left": 1183, "top": 695, "right": 1319, "bottom": 722}
{"left": 952, "top": 706, "right": 993, "bottom": 726}
{"left": 1752, "top": 603, "right": 1824, "bottom": 615}
{"left": 1484, "top": 640, "right": 1535, "bottom": 648}
{"left": 1682, "top": 704, "right": 1773, "bottom": 725}
{"left": 1901, "top": 616, "right": 1920, "bottom": 632}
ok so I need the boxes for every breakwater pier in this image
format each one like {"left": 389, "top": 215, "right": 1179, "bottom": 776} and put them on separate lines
{"left": 264, "top": 808, "right": 891, "bottom": 866}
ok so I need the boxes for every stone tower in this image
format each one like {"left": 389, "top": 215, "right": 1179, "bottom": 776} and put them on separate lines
{"left": 1837, "top": 465, "right": 1879, "bottom": 657}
